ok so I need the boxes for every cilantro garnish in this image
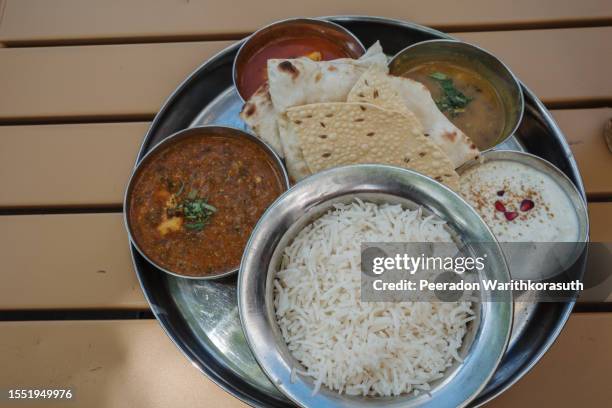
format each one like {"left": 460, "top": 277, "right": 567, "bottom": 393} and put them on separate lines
{"left": 167, "top": 189, "right": 217, "bottom": 231}
{"left": 429, "top": 72, "right": 472, "bottom": 117}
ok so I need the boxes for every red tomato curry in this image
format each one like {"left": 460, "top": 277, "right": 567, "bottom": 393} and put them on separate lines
{"left": 239, "top": 36, "right": 353, "bottom": 99}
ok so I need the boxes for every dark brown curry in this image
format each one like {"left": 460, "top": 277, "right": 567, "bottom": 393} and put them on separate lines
{"left": 128, "top": 133, "right": 285, "bottom": 277}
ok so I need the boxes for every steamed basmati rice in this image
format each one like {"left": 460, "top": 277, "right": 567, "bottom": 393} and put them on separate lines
{"left": 274, "top": 200, "right": 474, "bottom": 396}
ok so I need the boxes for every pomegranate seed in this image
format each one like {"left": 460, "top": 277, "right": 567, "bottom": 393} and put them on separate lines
{"left": 504, "top": 211, "right": 519, "bottom": 221}
{"left": 497, "top": 190, "right": 505, "bottom": 196}
{"left": 520, "top": 199, "right": 534, "bottom": 212}
{"left": 494, "top": 200, "right": 506, "bottom": 212}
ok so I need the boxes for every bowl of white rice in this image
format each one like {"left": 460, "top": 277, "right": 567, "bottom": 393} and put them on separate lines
{"left": 238, "top": 164, "right": 512, "bottom": 408}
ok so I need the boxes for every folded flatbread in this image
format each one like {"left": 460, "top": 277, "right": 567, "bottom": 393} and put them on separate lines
{"left": 348, "top": 65, "right": 480, "bottom": 168}
{"left": 239, "top": 83, "right": 283, "bottom": 156}
{"left": 240, "top": 42, "right": 387, "bottom": 181}
{"left": 267, "top": 42, "right": 387, "bottom": 112}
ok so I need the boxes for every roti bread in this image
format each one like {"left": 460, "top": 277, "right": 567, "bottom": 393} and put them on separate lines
{"left": 240, "top": 83, "right": 283, "bottom": 156}
{"left": 241, "top": 42, "right": 387, "bottom": 179}
{"left": 267, "top": 42, "right": 387, "bottom": 112}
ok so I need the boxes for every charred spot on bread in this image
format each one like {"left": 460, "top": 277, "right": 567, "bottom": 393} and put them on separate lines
{"left": 278, "top": 61, "right": 299, "bottom": 78}
{"left": 243, "top": 103, "right": 256, "bottom": 117}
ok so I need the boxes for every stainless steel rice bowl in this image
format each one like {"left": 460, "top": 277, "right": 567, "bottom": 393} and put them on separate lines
{"left": 238, "top": 164, "right": 513, "bottom": 408}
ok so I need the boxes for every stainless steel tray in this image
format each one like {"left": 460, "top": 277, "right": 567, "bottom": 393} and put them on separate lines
{"left": 130, "top": 16, "right": 586, "bottom": 407}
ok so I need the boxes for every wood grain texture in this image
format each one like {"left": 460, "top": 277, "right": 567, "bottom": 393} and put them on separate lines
{"left": 589, "top": 203, "right": 612, "bottom": 243}
{"left": 580, "top": 202, "right": 612, "bottom": 303}
{"left": 0, "top": 213, "right": 145, "bottom": 310}
{"left": 0, "top": 0, "right": 7, "bottom": 44}
{"left": 1, "top": 109, "right": 610, "bottom": 208}
{"left": 0, "top": 41, "right": 232, "bottom": 120}
{"left": 488, "top": 313, "right": 612, "bottom": 407}
{"left": 0, "top": 203, "right": 610, "bottom": 310}
{"left": 456, "top": 28, "right": 612, "bottom": 106}
{"left": 552, "top": 108, "right": 612, "bottom": 199}
{"left": 0, "top": 122, "right": 147, "bottom": 207}
{"left": 0, "top": 320, "right": 248, "bottom": 408}
{"left": 0, "top": 0, "right": 611, "bottom": 44}
{"left": 0, "top": 314, "right": 610, "bottom": 407}
{"left": 0, "top": 28, "right": 610, "bottom": 121}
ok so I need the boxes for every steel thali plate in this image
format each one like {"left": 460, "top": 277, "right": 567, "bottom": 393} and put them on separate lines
{"left": 130, "top": 16, "right": 586, "bottom": 407}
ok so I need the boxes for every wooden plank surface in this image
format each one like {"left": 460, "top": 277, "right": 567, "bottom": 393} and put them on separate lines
{"left": 0, "top": 320, "right": 247, "bottom": 408}
{"left": 1, "top": 109, "right": 609, "bottom": 208}
{"left": 455, "top": 27, "right": 612, "bottom": 106}
{"left": 0, "top": 122, "right": 146, "bottom": 207}
{"left": 1, "top": 28, "right": 611, "bottom": 121}
{"left": 589, "top": 202, "right": 612, "bottom": 243}
{"left": 553, "top": 108, "right": 612, "bottom": 199}
{"left": 489, "top": 313, "right": 612, "bottom": 407}
{"left": 0, "top": 314, "right": 610, "bottom": 407}
{"left": 0, "top": 0, "right": 611, "bottom": 44}
{"left": 1, "top": 202, "right": 610, "bottom": 311}
{"left": 0, "top": 213, "right": 145, "bottom": 310}
{"left": 0, "top": 41, "right": 231, "bottom": 121}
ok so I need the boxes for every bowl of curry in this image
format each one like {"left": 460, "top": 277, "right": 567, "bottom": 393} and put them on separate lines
{"left": 389, "top": 39, "right": 524, "bottom": 151}
{"left": 233, "top": 17, "right": 366, "bottom": 101}
{"left": 124, "top": 126, "right": 290, "bottom": 279}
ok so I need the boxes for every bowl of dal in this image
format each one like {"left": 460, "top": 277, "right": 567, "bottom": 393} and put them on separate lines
{"left": 389, "top": 39, "right": 524, "bottom": 151}
{"left": 238, "top": 164, "right": 513, "bottom": 407}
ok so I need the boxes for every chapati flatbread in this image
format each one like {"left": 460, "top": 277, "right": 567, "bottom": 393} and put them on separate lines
{"left": 267, "top": 42, "right": 387, "bottom": 112}
{"left": 240, "top": 83, "right": 283, "bottom": 157}
{"left": 241, "top": 42, "right": 387, "bottom": 180}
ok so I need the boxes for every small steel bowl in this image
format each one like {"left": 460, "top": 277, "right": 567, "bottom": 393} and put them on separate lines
{"left": 238, "top": 164, "right": 513, "bottom": 407}
{"left": 233, "top": 17, "right": 366, "bottom": 101}
{"left": 388, "top": 39, "right": 524, "bottom": 151}
{"left": 124, "top": 126, "right": 290, "bottom": 280}
{"left": 457, "top": 150, "right": 589, "bottom": 281}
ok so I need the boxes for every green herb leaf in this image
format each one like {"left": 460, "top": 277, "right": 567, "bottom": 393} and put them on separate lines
{"left": 429, "top": 72, "right": 473, "bottom": 116}
{"left": 185, "top": 222, "right": 205, "bottom": 230}
{"left": 429, "top": 72, "right": 448, "bottom": 81}
{"left": 168, "top": 189, "right": 216, "bottom": 232}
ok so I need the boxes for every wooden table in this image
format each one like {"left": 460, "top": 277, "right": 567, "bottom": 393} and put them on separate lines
{"left": 1, "top": 1, "right": 611, "bottom": 407}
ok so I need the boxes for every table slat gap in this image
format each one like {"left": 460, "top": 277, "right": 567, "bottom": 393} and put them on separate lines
{"left": 2, "top": 109, "right": 610, "bottom": 208}
{"left": 1, "top": 28, "right": 610, "bottom": 120}
{"left": 0, "top": 202, "right": 610, "bottom": 311}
